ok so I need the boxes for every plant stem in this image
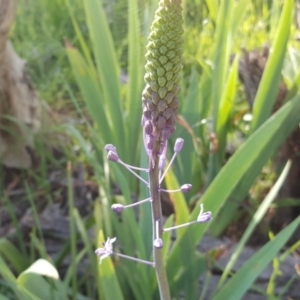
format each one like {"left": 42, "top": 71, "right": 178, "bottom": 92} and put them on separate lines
{"left": 149, "top": 152, "right": 171, "bottom": 300}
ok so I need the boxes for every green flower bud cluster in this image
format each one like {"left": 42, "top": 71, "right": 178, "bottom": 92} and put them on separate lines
{"left": 142, "top": 0, "right": 183, "bottom": 154}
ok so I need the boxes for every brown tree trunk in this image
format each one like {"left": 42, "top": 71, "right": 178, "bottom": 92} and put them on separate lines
{"left": 0, "top": 0, "right": 41, "bottom": 168}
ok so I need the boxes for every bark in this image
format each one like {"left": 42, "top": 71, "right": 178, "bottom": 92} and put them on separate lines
{"left": 0, "top": 0, "right": 41, "bottom": 168}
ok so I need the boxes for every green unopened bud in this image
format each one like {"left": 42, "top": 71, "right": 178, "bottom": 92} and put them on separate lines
{"left": 158, "top": 76, "right": 167, "bottom": 87}
{"left": 165, "top": 71, "right": 173, "bottom": 81}
{"left": 142, "top": 0, "right": 183, "bottom": 147}
{"left": 157, "top": 67, "right": 165, "bottom": 77}
{"left": 164, "top": 62, "right": 173, "bottom": 72}
{"left": 158, "top": 87, "right": 167, "bottom": 98}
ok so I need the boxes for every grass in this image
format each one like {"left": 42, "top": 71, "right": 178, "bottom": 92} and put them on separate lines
{"left": 1, "top": 0, "right": 300, "bottom": 299}
{"left": 11, "top": 0, "right": 85, "bottom": 105}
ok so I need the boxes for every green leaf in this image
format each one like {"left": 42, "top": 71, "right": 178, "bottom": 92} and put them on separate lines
{"left": 208, "top": 0, "right": 233, "bottom": 181}
{"left": 216, "top": 54, "right": 239, "bottom": 162}
{"left": 165, "top": 166, "right": 204, "bottom": 297}
{"left": 0, "top": 238, "right": 28, "bottom": 273}
{"left": 212, "top": 215, "right": 300, "bottom": 300}
{"left": 66, "top": 48, "right": 111, "bottom": 143}
{"left": 64, "top": 0, "right": 94, "bottom": 69}
{"left": 17, "top": 273, "right": 56, "bottom": 300}
{"left": 0, "top": 295, "right": 11, "bottom": 300}
{"left": 17, "top": 259, "right": 68, "bottom": 300}
{"left": 83, "top": 0, "right": 125, "bottom": 150}
{"left": 0, "top": 254, "right": 16, "bottom": 282}
{"left": 126, "top": 0, "right": 143, "bottom": 166}
{"left": 172, "top": 254, "right": 207, "bottom": 299}
{"left": 218, "top": 161, "right": 291, "bottom": 287}
{"left": 231, "top": 0, "right": 250, "bottom": 35}
{"left": 251, "top": 0, "right": 294, "bottom": 131}
{"left": 70, "top": 209, "right": 98, "bottom": 288}
{"left": 176, "top": 68, "right": 204, "bottom": 187}
{"left": 205, "top": 0, "right": 218, "bottom": 24}
{"left": 211, "top": 0, "right": 233, "bottom": 130}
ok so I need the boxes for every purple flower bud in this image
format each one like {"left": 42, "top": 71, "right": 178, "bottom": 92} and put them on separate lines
{"left": 197, "top": 211, "right": 212, "bottom": 223}
{"left": 164, "top": 126, "right": 175, "bottom": 139}
{"left": 146, "top": 135, "right": 154, "bottom": 151}
{"left": 107, "top": 151, "right": 119, "bottom": 162}
{"left": 158, "top": 139, "right": 168, "bottom": 156}
{"left": 143, "top": 109, "right": 151, "bottom": 120}
{"left": 111, "top": 204, "right": 124, "bottom": 213}
{"left": 144, "top": 120, "right": 153, "bottom": 135}
{"left": 157, "top": 116, "right": 166, "bottom": 129}
{"left": 181, "top": 184, "right": 192, "bottom": 193}
{"left": 159, "top": 155, "right": 166, "bottom": 170}
{"left": 163, "top": 107, "right": 173, "bottom": 120}
{"left": 141, "top": 115, "right": 146, "bottom": 126}
{"left": 153, "top": 238, "right": 164, "bottom": 249}
{"left": 174, "top": 138, "right": 184, "bottom": 153}
{"left": 157, "top": 100, "right": 167, "bottom": 112}
{"left": 105, "top": 144, "right": 117, "bottom": 154}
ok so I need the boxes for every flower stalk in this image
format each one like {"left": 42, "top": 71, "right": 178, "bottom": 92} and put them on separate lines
{"left": 149, "top": 155, "right": 170, "bottom": 299}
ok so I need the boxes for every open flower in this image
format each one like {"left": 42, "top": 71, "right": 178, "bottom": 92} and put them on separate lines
{"left": 95, "top": 237, "right": 116, "bottom": 264}
{"left": 197, "top": 204, "right": 212, "bottom": 223}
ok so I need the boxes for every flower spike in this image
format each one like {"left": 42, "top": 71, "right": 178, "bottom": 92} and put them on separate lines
{"left": 142, "top": 0, "right": 184, "bottom": 160}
